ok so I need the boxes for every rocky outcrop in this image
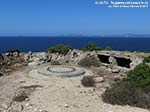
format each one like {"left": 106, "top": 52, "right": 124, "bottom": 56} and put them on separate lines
{"left": 0, "top": 54, "right": 4, "bottom": 64}
{"left": 0, "top": 51, "right": 26, "bottom": 75}
{"left": 23, "top": 50, "right": 149, "bottom": 73}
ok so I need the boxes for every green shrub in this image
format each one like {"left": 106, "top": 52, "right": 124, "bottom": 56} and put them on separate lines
{"left": 102, "top": 63, "right": 150, "bottom": 109}
{"left": 126, "top": 63, "right": 150, "bottom": 87}
{"left": 102, "top": 80, "right": 150, "bottom": 109}
{"left": 105, "top": 46, "right": 112, "bottom": 51}
{"left": 6, "top": 49, "right": 20, "bottom": 53}
{"left": 143, "top": 56, "right": 150, "bottom": 63}
{"left": 80, "top": 43, "right": 103, "bottom": 51}
{"left": 78, "top": 56, "right": 101, "bottom": 67}
{"left": 47, "top": 44, "right": 72, "bottom": 55}
{"left": 81, "top": 76, "right": 95, "bottom": 87}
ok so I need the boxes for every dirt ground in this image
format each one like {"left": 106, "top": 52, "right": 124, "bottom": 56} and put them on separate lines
{"left": 0, "top": 65, "right": 149, "bottom": 112}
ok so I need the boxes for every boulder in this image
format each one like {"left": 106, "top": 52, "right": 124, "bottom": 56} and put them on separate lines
{"left": 13, "top": 51, "right": 19, "bottom": 58}
{"left": 24, "top": 51, "right": 33, "bottom": 61}
{"left": 0, "top": 54, "right": 4, "bottom": 63}
{"left": 109, "top": 56, "right": 117, "bottom": 65}
{"left": 130, "top": 58, "right": 143, "bottom": 69}
{"left": 28, "top": 62, "right": 39, "bottom": 66}
{"left": 112, "top": 66, "right": 129, "bottom": 73}
{"left": 5, "top": 52, "right": 10, "bottom": 56}
{"left": 94, "top": 77, "right": 104, "bottom": 83}
{"left": 13, "top": 63, "right": 23, "bottom": 68}
{"left": 36, "top": 52, "right": 48, "bottom": 61}
{"left": 0, "top": 72, "right": 4, "bottom": 77}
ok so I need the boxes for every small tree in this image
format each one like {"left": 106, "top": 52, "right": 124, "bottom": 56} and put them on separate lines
{"left": 78, "top": 56, "right": 101, "bottom": 67}
{"left": 47, "top": 44, "right": 72, "bottom": 55}
{"left": 80, "top": 43, "right": 103, "bottom": 51}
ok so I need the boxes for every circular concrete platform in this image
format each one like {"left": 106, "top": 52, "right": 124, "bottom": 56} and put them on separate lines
{"left": 28, "top": 65, "right": 94, "bottom": 80}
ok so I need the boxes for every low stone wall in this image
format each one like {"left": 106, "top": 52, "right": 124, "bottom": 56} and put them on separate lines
{"left": 24, "top": 50, "right": 149, "bottom": 71}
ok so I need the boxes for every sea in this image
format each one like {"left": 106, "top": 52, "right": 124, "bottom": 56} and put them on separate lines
{"left": 0, "top": 37, "right": 150, "bottom": 53}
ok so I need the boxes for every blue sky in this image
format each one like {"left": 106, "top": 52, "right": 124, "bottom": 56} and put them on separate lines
{"left": 0, "top": 0, "right": 150, "bottom": 36}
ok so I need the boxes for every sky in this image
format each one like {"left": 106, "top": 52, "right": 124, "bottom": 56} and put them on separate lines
{"left": 0, "top": 0, "right": 150, "bottom": 36}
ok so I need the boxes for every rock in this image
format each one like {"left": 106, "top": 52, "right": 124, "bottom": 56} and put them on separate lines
{"left": 7, "top": 108, "right": 20, "bottom": 112}
{"left": 112, "top": 66, "right": 129, "bottom": 73}
{"left": 7, "top": 61, "right": 12, "bottom": 65}
{"left": 39, "top": 110, "right": 48, "bottom": 112}
{"left": 24, "top": 51, "right": 33, "bottom": 61}
{"left": 112, "top": 69, "right": 120, "bottom": 73}
{"left": 0, "top": 72, "right": 4, "bottom": 77}
{"left": 130, "top": 58, "right": 143, "bottom": 69}
{"left": 32, "top": 57, "right": 40, "bottom": 62}
{"left": 36, "top": 52, "right": 48, "bottom": 61}
{"left": 118, "top": 67, "right": 129, "bottom": 73}
{"left": 28, "top": 62, "right": 39, "bottom": 66}
{"left": 25, "top": 98, "right": 30, "bottom": 101}
{"left": 94, "top": 77, "right": 104, "bottom": 83}
{"left": 19, "top": 80, "right": 26, "bottom": 83}
{"left": 4, "top": 69, "right": 13, "bottom": 73}
{"left": 5, "top": 52, "right": 10, "bottom": 56}
{"left": 13, "top": 63, "right": 23, "bottom": 68}
{"left": 28, "top": 51, "right": 32, "bottom": 55}
{"left": 33, "top": 108, "right": 38, "bottom": 112}
{"left": 64, "top": 104, "right": 69, "bottom": 108}
{"left": 25, "top": 103, "right": 32, "bottom": 107}
{"left": 113, "top": 75, "right": 122, "bottom": 81}
{"left": 1, "top": 103, "right": 8, "bottom": 109}
{"left": 11, "top": 103, "right": 24, "bottom": 111}
{"left": 109, "top": 56, "right": 117, "bottom": 65}
{"left": 76, "top": 85, "right": 81, "bottom": 88}
{"left": 13, "top": 52, "right": 19, "bottom": 58}
{"left": 24, "top": 54, "right": 29, "bottom": 61}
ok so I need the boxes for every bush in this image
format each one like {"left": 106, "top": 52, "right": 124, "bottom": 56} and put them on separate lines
{"left": 80, "top": 43, "right": 103, "bottom": 51}
{"left": 102, "top": 63, "right": 150, "bottom": 109}
{"left": 78, "top": 56, "right": 101, "bottom": 67}
{"left": 47, "top": 44, "right": 72, "bottom": 55}
{"left": 143, "top": 56, "right": 150, "bottom": 63}
{"left": 126, "top": 63, "right": 150, "bottom": 87}
{"left": 6, "top": 49, "right": 20, "bottom": 53}
{"left": 102, "top": 80, "right": 150, "bottom": 109}
{"left": 81, "top": 76, "right": 95, "bottom": 87}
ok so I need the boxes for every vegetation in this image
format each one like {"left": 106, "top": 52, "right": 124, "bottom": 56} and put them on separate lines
{"left": 143, "top": 56, "right": 150, "bottom": 63}
{"left": 46, "top": 43, "right": 113, "bottom": 54}
{"left": 47, "top": 44, "right": 72, "bottom": 55}
{"left": 6, "top": 49, "right": 20, "bottom": 53}
{"left": 102, "top": 80, "right": 150, "bottom": 109}
{"left": 13, "top": 85, "right": 42, "bottom": 102}
{"left": 78, "top": 56, "right": 101, "bottom": 67}
{"left": 126, "top": 63, "right": 150, "bottom": 87}
{"left": 102, "top": 63, "right": 150, "bottom": 109}
{"left": 80, "top": 43, "right": 103, "bottom": 51}
{"left": 81, "top": 76, "right": 95, "bottom": 87}
{"left": 51, "top": 61, "right": 62, "bottom": 65}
